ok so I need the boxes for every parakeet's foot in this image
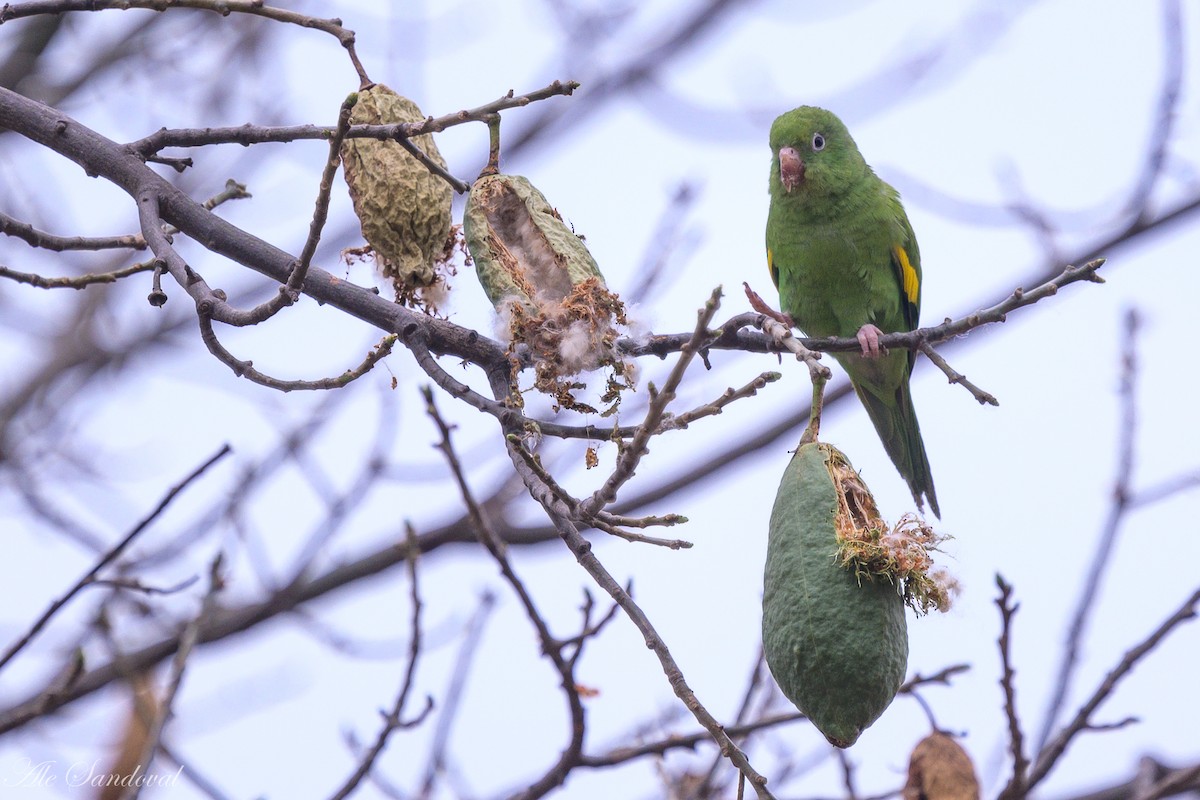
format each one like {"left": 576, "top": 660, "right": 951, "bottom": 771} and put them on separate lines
{"left": 856, "top": 323, "right": 886, "bottom": 358}
{"left": 743, "top": 282, "right": 795, "bottom": 327}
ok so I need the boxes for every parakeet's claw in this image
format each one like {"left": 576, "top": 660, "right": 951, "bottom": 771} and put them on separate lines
{"left": 856, "top": 323, "right": 885, "bottom": 358}
{"left": 743, "top": 282, "right": 796, "bottom": 328}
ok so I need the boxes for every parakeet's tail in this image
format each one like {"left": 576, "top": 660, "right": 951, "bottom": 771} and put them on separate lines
{"left": 853, "top": 380, "right": 940, "bottom": 518}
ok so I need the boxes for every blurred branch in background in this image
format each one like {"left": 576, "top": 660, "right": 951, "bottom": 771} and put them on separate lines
{"left": 1, "top": 1, "right": 1199, "bottom": 799}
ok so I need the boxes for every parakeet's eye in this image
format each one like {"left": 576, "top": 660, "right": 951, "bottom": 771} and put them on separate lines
{"left": 811, "top": 133, "right": 826, "bottom": 151}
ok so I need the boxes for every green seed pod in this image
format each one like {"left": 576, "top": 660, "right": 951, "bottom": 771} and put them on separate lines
{"left": 340, "top": 84, "right": 452, "bottom": 300}
{"left": 762, "top": 442, "right": 908, "bottom": 748}
{"left": 462, "top": 173, "right": 606, "bottom": 309}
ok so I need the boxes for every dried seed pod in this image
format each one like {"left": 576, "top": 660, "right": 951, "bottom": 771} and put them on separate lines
{"left": 763, "top": 442, "right": 908, "bottom": 748}
{"left": 340, "top": 84, "right": 453, "bottom": 307}
{"left": 463, "top": 173, "right": 605, "bottom": 308}
{"left": 903, "top": 732, "right": 980, "bottom": 800}
{"left": 463, "top": 173, "right": 630, "bottom": 414}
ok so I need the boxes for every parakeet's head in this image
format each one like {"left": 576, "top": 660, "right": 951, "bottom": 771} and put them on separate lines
{"left": 769, "top": 106, "right": 867, "bottom": 200}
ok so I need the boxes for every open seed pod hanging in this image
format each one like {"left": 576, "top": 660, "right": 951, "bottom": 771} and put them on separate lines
{"left": 463, "top": 173, "right": 631, "bottom": 414}
{"left": 763, "top": 442, "right": 909, "bottom": 747}
{"left": 464, "top": 173, "right": 605, "bottom": 307}
{"left": 340, "top": 83, "right": 453, "bottom": 309}
{"left": 762, "top": 442, "right": 956, "bottom": 747}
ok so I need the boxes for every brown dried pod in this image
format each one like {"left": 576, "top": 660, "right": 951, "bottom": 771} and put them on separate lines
{"left": 340, "top": 84, "right": 453, "bottom": 306}
{"left": 903, "top": 732, "right": 981, "bottom": 800}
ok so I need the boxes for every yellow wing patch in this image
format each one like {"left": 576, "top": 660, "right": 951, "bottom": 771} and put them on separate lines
{"left": 767, "top": 248, "right": 779, "bottom": 288}
{"left": 893, "top": 245, "right": 919, "bottom": 306}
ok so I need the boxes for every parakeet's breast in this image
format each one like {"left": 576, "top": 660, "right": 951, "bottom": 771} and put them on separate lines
{"left": 767, "top": 200, "right": 903, "bottom": 341}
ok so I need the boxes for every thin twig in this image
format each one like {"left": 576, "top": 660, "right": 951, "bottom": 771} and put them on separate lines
{"left": 395, "top": 135, "right": 469, "bottom": 194}
{"left": 506, "top": 435, "right": 692, "bottom": 550}
{"left": 0, "top": 260, "right": 156, "bottom": 288}
{"left": 90, "top": 576, "right": 200, "bottom": 596}
{"left": 424, "top": 391, "right": 564, "bottom": 653}
{"left": 751, "top": 305, "right": 829, "bottom": 383}
{"left": 155, "top": 740, "right": 234, "bottom": 800}
{"left": 1130, "top": 470, "right": 1200, "bottom": 508}
{"left": 593, "top": 511, "right": 688, "bottom": 530}
{"left": 656, "top": 371, "right": 783, "bottom": 432}
{"left": 1125, "top": 0, "right": 1184, "bottom": 221}
{"left": 424, "top": 387, "right": 623, "bottom": 799}
{"left": 0, "top": 1, "right": 358, "bottom": 48}
{"left": 579, "top": 711, "right": 804, "bottom": 768}
{"left": 196, "top": 318, "right": 397, "bottom": 391}
{"left": 127, "top": 80, "right": 581, "bottom": 154}
{"left": 581, "top": 286, "right": 724, "bottom": 517}
{"left": 0, "top": 210, "right": 146, "bottom": 251}
{"left": 918, "top": 341, "right": 999, "bottom": 406}
{"left": 405, "top": 335, "right": 519, "bottom": 421}
{"left": 502, "top": 434, "right": 777, "bottom": 799}
{"left": 505, "top": 438, "right": 587, "bottom": 511}
{"left": 898, "top": 663, "right": 971, "bottom": 695}
{"left": 0, "top": 180, "right": 250, "bottom": 291}
{"left": 1028, "top": 585, "right": 1200, "bottom": 790}
{"left": 996, "top": 575, "right": 1029, "bottom": 800}
{"left": 589, "top": 516, "right": 693, "bottom": 549}
{"left": 431, "top": 401, "right": 615, "bottom": 664}
{"left": 837, "top": 750, "right": 860, "bottom": 800}
{"left": 691, "top": 648, "right": 770, "bottom": 799}
{"left": 294, "top": 94, "right": 357, "bottom": 293}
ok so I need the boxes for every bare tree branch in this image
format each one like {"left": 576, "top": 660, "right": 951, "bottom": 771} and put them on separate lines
{"left": 2, "top": 5, "right": 1199, "bottom": 797}
{"left": 126, "top": 81, "right": 581, "bottom": 155}
{"left": 996, "top": 575, "right": 1030, "bottom": 800}
{"left": 1028, "top": 585, "right": 1200, "bottom": 790}
{"left": 1125, "top": 0, "right": 1185, "bottom": 220}
{"left": 501, "top": 425, "right": 777, "bottom": 797}
{"left": 0, "top": 211, "right": 146, "bottom": 251}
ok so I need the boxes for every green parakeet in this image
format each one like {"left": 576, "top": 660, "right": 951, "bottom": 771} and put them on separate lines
{"left": 763, "top": 106, "right": 939, "bottom": 518}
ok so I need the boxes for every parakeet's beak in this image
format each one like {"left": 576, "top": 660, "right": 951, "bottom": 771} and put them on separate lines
{"left": 779, "top": 146, "right": 804, "bottom": 192}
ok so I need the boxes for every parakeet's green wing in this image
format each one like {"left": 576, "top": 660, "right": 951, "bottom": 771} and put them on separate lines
{"left": 768, "top": 247, "right": 780, "bottom": 291}
{"left": 891, "top": 215, "right": 921, "bottom": 339}
{"left": 846, "top": 190, "right": 938, "bottom": 517}
{"left": 854, "top": 192, "right": 938, "bottom": 517}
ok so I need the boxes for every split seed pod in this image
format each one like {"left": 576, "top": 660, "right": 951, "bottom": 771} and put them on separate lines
{"left": 762, "top": 442, "right": 909, "bottom": 747}
{"left": 463, "top": 173, "right": 629, "bottom": 413}
{"left": 464, "top": 173, "right": 605, "bottom": 307}
{"left": 341, "top": 84, "right": 453, "bottom": 307}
